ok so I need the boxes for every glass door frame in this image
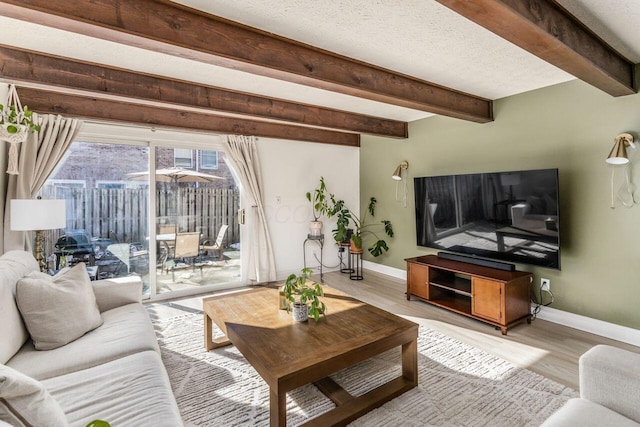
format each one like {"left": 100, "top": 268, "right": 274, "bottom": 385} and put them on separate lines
{"left": 147, "top": 138, "right": 245, "bottom": 301}
{"left": 74, "top": 121, "right": 246, "bottom": 302}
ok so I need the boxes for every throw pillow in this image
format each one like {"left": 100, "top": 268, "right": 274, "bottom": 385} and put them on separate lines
{"left": 16, "top": 263, "right": 103, "bottom": 350}
{"left": 0, "top": 363, "right": 68, "bottom": 427}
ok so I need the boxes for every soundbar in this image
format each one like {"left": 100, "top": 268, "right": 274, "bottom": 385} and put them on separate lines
{"left": 437, "top": 252, "right": 515, "bottom": 271}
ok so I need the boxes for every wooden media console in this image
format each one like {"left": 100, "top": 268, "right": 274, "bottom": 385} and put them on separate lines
{"left": 405, "top": 255, "right": 532, "bottom": 334}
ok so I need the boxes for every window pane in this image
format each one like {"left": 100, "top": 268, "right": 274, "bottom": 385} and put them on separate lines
{"left": 155, "top": 147, "right": 240, "bottom": 296}
{"left": 174, "top": 148, "right": 192, "bottom": 167}
{"left": 201, "top": 150, "right": 218, "bottom": 169}
{"left": 40, "top": 141, "right": 150, "bottom": 293}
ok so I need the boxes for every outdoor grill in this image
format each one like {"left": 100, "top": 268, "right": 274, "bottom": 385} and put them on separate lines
{"left": 53, "top": 230, "right": 96, "bottom": 269}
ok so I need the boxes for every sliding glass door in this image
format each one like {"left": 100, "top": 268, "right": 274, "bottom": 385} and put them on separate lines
{"left": 152, "top": 144, "right": 241, "bottom": 297}
{"left": 40, "top": 140, "right": 151, "bottom": 293}
{"left": 40, "top": 127, "right": 243, "bottom": 300}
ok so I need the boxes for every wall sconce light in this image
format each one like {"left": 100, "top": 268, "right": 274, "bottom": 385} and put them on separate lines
{"left": 392, "top": 161, "right": 409, "bottom": 181}
{"left": 392, "top": 161, "right": 409, "bottom": 207}
{"left": 606, "top": 133, "right": 635, "bottom": 165}
{"left": 606, "top": 133, "right": 636, "bottom": 209}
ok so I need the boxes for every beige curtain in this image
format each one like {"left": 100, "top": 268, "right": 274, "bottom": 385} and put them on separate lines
{"left": 3, "top": 114, "right": 83, "bottom": 252}
{"left": 223, "top": 135, "right": 276, "bottom": 283}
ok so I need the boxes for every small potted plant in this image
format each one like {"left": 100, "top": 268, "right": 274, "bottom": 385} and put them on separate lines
{"left": 333, "top": 197, "right": 394, "bottom": 256}
{"left": 1, "top": 84, "right": 41, "bottom": 175}
{"left": 306, "top": 177, "right": 338, "bottom": 237}
{"left": 0, "top": 84, "right": 41, "bottom": 142}
{"left": 0, "top": 103, "right": 39, "bottom": 137}
{"left": 282, "top": 267, "right": 326, "bottom": 322}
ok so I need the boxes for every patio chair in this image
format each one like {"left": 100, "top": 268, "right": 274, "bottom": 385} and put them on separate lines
{"left": 168, "top": 232, "right": 202, "bottom": 280}
{"left": 200, "top": 225, "right": 229, "bottom": 261}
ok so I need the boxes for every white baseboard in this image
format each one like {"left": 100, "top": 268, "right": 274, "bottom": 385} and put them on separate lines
{"left": 534, "top": 306, "right": 640, "bottom": 347}
{"left": 363, "top": 260, "right": 640, "bottom": 348}
{"left": 363, "top": 260, "right": 407, "bottom": 280}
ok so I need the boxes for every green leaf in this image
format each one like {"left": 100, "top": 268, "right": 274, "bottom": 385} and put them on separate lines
{"left": 382, "top": 220, "right": 394, "bottom": 237}
{"left": 6, "top": 124, "right": 18, "bottom": 134}
{"left": 368, "top": 240, "right": 389, "bottom": 257}
{"left": 351, "top": 234, "right": 362, "bottom": 248}
{"left": 367, "top": 197, "right": 377, "bottom": 216}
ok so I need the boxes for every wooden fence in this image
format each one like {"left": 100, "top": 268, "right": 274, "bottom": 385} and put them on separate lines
{"left": 40, "top": 186, "right": 240, "bottom": 254}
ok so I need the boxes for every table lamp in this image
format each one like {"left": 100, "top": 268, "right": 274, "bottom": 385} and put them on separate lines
{"left": 11, "top": 198, "right": 66, "bottom": 272}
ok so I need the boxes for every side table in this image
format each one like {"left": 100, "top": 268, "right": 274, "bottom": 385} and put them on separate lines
{"left": 349, "top": 248, "right": 363, "bottom": 280}
{"left": 338, "top": 242, "right": 353, "bottom": 274}
{"left": 303, "top": 234, "right": 324, "bottom": 282}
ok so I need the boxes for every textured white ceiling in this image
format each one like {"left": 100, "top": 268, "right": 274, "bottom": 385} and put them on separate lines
{"left": 0, "top": 1, "right": 638, "bottom": 123}
{"left": 176, "top": 0, "right": 575, "bottom": 100}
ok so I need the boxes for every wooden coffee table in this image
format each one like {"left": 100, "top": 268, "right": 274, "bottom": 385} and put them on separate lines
{"left": 203, "top": 285, "right": 418, "bottom": 427}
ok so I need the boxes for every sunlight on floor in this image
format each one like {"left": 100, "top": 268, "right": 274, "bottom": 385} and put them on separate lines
{"left": 403, "top": 315, "right": 551, "bottom": 369}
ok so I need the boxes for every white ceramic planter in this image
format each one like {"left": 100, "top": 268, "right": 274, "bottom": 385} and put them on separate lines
{"left": 309, "top": 220, "right": 323, "bottom": 236}
{"left": 292, "top": 302, "right": 309, "bottom": 322}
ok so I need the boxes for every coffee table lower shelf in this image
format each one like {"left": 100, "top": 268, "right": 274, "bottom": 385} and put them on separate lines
{"left": 305, "top": 376, "right": 416, "bottom": 427}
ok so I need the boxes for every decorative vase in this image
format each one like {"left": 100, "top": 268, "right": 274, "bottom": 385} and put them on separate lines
{"left": 292, "top": 302, "right": 308, "bottom": 322}
{"left": 309, "top": 220, "right": 323, "bottom": 236}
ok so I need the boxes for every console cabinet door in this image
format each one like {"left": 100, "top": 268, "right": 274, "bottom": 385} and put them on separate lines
{"left": 408, "top": 263, "right": 429, "bottom": 300}
{"left": 472, "top": 278, "right": 502, "bottom": 323}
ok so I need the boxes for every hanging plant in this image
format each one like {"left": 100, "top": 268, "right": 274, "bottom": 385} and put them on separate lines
{"left": 1, "top": 84, "right": 41, "bottom": 175}
{"left": 0, "top": 103, "right": 40, "bottom": 134}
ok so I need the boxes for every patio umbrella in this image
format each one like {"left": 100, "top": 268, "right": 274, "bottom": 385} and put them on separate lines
{"left": 126, "top": 167, "right": 224, "bottom": 183}
{"left": 126, "top": 167, "right": 225, "bottom": 235}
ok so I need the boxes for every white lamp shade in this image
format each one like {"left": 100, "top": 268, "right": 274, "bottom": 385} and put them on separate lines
{"left": 10, "top": 199, "right": 66, "bottom": 231}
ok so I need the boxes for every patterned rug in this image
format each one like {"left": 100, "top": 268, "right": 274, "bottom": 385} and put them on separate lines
{"left": 151, "top": 311, "right": 576, "bottom": 426}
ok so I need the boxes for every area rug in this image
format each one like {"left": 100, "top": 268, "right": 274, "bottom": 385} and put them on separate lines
{"left": 151, "top": 311, "right": 576, "bottom": 426}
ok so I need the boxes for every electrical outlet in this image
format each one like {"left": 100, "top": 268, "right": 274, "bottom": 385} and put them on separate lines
{"left": 541, "top": 278, "right": 551, "bottom": 292}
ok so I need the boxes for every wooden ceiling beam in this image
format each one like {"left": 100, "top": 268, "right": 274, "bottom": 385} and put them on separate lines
{"left": 0, "top": 0, "right": 492, "bottom": 123}
{"left": 436, "top": 0, "right": 636, "bottom": 97}
{"left": 0, "top": 45, "right": 406, "bottom": 138}
{"left": 17, "top": 88, "right": 360, "bottom": 147}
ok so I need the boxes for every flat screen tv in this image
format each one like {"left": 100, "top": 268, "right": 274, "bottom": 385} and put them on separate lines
{"left": 414, "top": 168, "right": 560, "bottom": 269}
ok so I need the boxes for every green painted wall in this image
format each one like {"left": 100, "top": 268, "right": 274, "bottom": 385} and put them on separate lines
{"left": 360, "top": 79, "right": 640, "bottom": 329}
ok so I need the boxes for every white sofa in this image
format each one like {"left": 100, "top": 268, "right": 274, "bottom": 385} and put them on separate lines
{"left": 542, "top": 344, "right": 640, "bottom": 427}
{"left": 0, "top": 250, "right": 182, "bottom": 426}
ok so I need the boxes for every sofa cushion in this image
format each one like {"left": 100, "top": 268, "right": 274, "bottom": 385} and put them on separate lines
{"left": 43, "top": 351, "right": 182, "bottom": 427}
{"left": 16, "top": 263, "right": 103, "bottom": 350}
{"left": 7, "top": 303, "right": 159, "bottom": 380}
{"left": 0, "top": 363, "right": 68, "bottom": 427}
{"left": 0, "top": 251, "right": 38, "bottom": 364}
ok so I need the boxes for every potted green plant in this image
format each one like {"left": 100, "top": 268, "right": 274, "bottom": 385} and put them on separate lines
{"left": 333, "top": 197, "right": 394, "bottom": 257}
{"left": 1, "top": 85, "right": 42, "bottom": 175}
{"left": 0, "top": 103, "right": 40, "bottom": 137}
{"left": 1, "top": 84, "right": 41, "bottom": 141}
{"left": 282, "top": 267, "right": 326, "bottom": 322}
{"left": 306, "top": 177, "right": 338, "bottom": 236}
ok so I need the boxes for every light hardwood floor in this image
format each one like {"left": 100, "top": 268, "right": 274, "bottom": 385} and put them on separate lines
{"left": 149, "top": 268, "right": 640, "bottom": 391}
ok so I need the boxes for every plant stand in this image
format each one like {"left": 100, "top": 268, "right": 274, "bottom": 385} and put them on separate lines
{"left": 338, "top": 242, "right": 353, "bottom": 274}
{"left": 349, "top": 248, "right": 363, "bottom": 280}
{"left": 303, "top": 234, "right": 324, "bottom": 282}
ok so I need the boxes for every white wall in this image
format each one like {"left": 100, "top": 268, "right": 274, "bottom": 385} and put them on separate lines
{"left": 258, "top": 138, "right": 359, "bottom": 279}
